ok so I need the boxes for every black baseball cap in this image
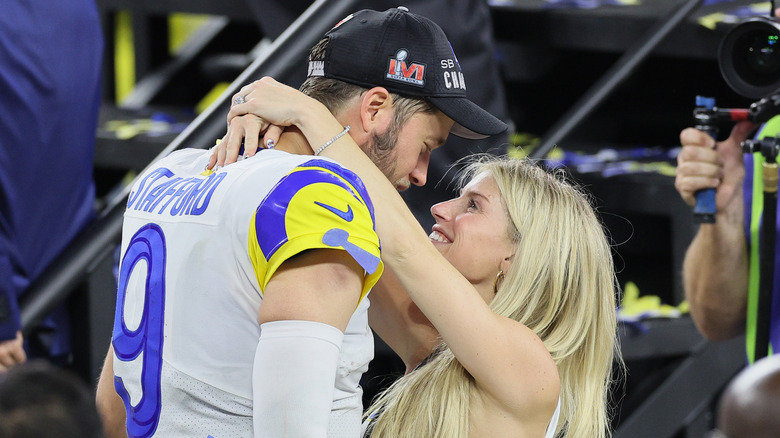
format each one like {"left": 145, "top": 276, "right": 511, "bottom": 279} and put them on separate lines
{"left": 307, "top": 7, "right": 507, "bottom": 140}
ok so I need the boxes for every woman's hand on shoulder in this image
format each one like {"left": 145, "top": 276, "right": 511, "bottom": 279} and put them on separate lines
{"left": 207, "top": 113, "right": 282, "bottom": 170}
{"left": 208, "top": 77, "right": 319, "bottom": 169}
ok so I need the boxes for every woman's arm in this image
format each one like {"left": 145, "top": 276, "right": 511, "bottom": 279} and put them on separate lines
{"left": 225, "top": 78, "right": 559, "bottom": 410}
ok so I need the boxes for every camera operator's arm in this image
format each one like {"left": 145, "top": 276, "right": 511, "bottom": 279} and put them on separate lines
{"left": 676, "top": 121, "right": 754, "bottom": 340}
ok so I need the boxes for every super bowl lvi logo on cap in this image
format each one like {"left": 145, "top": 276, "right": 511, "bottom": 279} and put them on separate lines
{"left": 386, "top": 49, "right": 425, "bottom": 87}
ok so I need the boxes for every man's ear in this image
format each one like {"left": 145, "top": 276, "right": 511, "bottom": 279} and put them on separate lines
{"left": 359, "top": 87, "right": 393, "bottom": 134}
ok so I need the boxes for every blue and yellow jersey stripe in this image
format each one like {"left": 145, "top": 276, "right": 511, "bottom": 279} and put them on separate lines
{"left": 248, "top": 159, "right": 383, "bottom": 302}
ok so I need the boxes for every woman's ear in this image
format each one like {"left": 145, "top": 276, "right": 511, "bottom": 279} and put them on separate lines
{"left": 499, "top": 254, "right": 514, "bottom": 275}
{"left": 359, "top": 87, "right": 393, "bottom": 134}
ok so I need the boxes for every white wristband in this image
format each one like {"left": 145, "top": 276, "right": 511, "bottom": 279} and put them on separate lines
{"left": 314, "top": 125, "right": 350, "bottom": 156}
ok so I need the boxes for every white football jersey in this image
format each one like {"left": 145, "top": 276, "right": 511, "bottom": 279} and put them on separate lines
{"left": 111, "top": 148, "right": 383, "bottom": 437}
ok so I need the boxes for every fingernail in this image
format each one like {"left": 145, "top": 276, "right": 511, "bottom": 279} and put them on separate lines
{"left": 266, "top": 139, "right": 275, "bottom": 149}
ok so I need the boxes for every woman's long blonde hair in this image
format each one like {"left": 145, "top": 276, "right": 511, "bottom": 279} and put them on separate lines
{"left": 365, "top": 156, "right": 621, "bottom": 437}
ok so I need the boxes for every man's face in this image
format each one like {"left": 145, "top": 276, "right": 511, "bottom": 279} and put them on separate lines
{"left": 362, "top": 109, "right": 454, "bottom": 191}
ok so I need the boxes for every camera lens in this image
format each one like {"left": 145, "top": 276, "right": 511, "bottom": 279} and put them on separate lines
{"left": 720, "top": 17, "right": 780, "bottom": 99}
{"left": 739, "top": 34, "right": 779, "bottom": 76}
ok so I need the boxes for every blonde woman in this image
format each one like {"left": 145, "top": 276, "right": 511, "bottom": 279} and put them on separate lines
{"left": 216, "top": 77, "right": 622, "bottom": 437}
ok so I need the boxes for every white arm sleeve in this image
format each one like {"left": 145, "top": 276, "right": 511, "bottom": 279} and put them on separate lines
{"left": 253, "top": 320, "right": 344, "bottom": 438}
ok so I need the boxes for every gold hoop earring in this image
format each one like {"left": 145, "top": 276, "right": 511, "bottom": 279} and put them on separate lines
{"left": 494, "top": 271, "right": 504, "bottom": 295}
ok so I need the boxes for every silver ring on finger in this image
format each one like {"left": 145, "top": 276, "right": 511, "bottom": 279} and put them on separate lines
{"left": 233, "top": 94, "right": 247, "bottom": 106}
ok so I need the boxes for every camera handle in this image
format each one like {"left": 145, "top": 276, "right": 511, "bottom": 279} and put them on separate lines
{"left": 691, "top": 96, "right": 753, "bottom": 223}
{"left": 742, "top": 134, "right": 780, "bottom": 360}
{"left": 692, "top": 96, "right": 720, "bottom": 223}
{"left": 692, "top": 95, "right": 780, "bottom": 359}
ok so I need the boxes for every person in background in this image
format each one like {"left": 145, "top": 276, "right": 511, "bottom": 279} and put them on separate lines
{"left": 674, "top": 9, "right": 780, "bottom": 364}
{"left": 712, "top": 355, "right": 780, "bottom": 438}
{"left": 0, "top": 360, "right": 103, "bottom": 438}
{"left": 0, "top": 0, "right": 103, "bottom": 371}
{"left": 676, "top": 116, "right": 780, "bottom": 363}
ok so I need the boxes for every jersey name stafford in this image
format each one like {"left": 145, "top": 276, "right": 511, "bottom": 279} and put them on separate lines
{"left": 126, "top": 167, "right": 226, "bottom": 216}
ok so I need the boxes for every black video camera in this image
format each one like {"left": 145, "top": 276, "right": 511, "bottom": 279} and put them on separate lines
{"left": 691, "top": 8, "right": 780, "bottom": 223}
{"left": 720, "top": 14, "right": 780, "bottom": 99}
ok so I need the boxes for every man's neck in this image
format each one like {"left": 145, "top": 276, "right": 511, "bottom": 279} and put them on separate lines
{"left": 274, "top": 126, "right": 312, "bottom": 155}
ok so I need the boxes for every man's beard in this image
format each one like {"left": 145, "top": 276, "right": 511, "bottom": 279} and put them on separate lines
{"left": 361, "top": 121, "right": 406, "bottom": 190}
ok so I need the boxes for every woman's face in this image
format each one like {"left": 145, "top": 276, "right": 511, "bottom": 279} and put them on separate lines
{"left": 429, "top": 172, "right": 516, "bottom": 302}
